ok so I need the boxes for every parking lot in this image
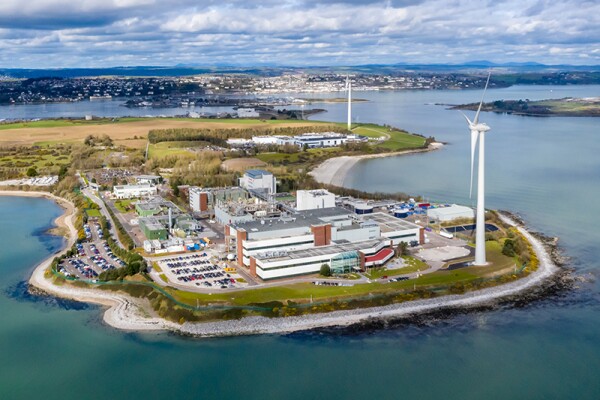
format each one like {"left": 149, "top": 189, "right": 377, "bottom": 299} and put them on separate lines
{"left": 58, "top": 221, "right": 127, "bottom": 280}
{"left": 155, "top": 252, "right": 246, "bottom": 290}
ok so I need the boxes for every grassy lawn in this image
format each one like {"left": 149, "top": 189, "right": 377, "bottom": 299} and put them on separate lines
{"left": 442, "top": 241, "right": 515, "bottom": 274}
{"left": 163, "top": 242, "right": 518, "bottom": 308}
{"left": 114, "top": 199, "right": 136, "bottom": 213}
{"left": 377, "top": 130, "right": 426, "bottom": 151}
{"left": 152, "top": 262, "right": 163, "bottom": 273}
{"left": 0, "top": 117, "right": 329, "bottom": 131}
{"left": 85, "top": 209, "right": 102, "bottom": 217}
{"left": 351, "top": 124, "right": 426, "bottom": 151}
{"left": 148, "top": 142, "right": 199, "bottom": 159}
{"left": 351, "top": 124, "right": 390, "bottom": 139}
{"left": 365, "top": 256, "right": 428, "bottom": 279}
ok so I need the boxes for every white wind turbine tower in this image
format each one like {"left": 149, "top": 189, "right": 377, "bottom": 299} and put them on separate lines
{"left": 461, "top": 73, "right": 491, "bottom": 266}
{"left": 346, "top": 75, "right": 352, "bottom": 130}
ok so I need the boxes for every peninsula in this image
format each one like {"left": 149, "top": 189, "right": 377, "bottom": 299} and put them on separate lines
{"left": 451, "top": 97, "right": 600, "bottom": 117}
{"left": 0, "top": 116, "right": 561, "bottom": 337}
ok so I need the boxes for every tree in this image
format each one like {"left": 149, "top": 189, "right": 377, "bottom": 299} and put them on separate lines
{"left": 26, "top": 167, "right": 38, "bottom": 177}
{"left": 396, "top": 241, "right": 408, "bottom": 257}
{"left": 502, "top": 239, "right": 516, "bottom": 257}
{"left": 320, "top": 264, "right": 331, "bottom": 277}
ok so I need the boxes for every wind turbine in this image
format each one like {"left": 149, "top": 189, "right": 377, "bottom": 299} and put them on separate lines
{"left": 461, "top": 73, "right": 491, "bottom": 266}
{"left": 346, "top": 76, "right": 352, "bottom": 130}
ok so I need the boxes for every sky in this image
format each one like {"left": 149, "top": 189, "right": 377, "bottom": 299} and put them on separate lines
{"left": 0, "top": 0, "right": 598, "bottom": 68}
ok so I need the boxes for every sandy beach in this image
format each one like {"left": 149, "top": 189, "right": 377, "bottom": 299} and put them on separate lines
{"left": 9, "top": 190, "right": 559, "bottom": 337}
{"left": 0, "top": 190, "right": 177, "bottom": 332}
{"left": 309, "top": 142, "right": 443, "bottom": 186}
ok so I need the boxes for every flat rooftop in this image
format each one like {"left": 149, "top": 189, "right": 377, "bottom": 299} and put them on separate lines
{"left": 233, "top": 206, "right": 351, "bottom": 233}
{"left": 245, "top": 169, "right": 272, "bottom": 178}
{"left": 255, "top": 239, "right": 384, "bottom": 262}
{"left": 362, "top": 212, "right": 421, "bottom": 233}
{"left": 114, "top": 184, "right": 154, "bottom": 190}
{"left": 139, "top": 217, "right": 165, "bottom": 231}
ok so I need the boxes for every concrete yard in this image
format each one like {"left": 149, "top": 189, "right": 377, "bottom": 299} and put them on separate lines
{"left": 418, "top": 246, "right": 471, "bottom": 262}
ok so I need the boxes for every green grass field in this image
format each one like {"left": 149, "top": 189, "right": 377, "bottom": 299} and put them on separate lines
{"left": 165, "top": 245, "right": 514, "bottom": 307}
{"left": 0, "top": 117, "right": 324, "bottom": 132}
{"left": 85, "top": 209, "right": 102, "bottom": 217}
{"left": 365, "top": 256, "right": 428, "bottom": 279}
{"left": 148, "top": 141, "right": 200, "bottom": 159}
{"left": 114, "top": 199, "right": 136, "bottom": 213}
{"left": 350, "top": 124, "right": 427, "bottom": 150}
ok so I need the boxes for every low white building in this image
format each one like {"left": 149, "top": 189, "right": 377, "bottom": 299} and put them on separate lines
{"left": 227, "top": 138, "right": 253, "bottom": 147}
{"left": 296, "top": 189, "right": 336, "bottom": 211}
{"left": 427, "top": 205, "right": 475, "bottom": 222}
{"left": 113, "top": 184, "right": 157, "bottom": 199}
{"left": 135, "top": 175, "right": 161, "bottom": 185}
{"left": 252, "top": 135, "right": 296, "bottom": 146}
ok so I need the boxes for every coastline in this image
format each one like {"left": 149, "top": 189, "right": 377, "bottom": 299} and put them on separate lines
{"left": 10, "top": 189, "right": 561, "bottom": 338}
{"left": 309, "top": 142, "right": 443, "bottom": 186}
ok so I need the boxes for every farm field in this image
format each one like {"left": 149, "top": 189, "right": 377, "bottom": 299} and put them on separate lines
{"left": 0, "top": 118, "right": 333, "bottom": 147}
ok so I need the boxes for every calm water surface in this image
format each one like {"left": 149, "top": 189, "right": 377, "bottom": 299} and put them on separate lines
{"left": 1, "top": 86, "right": 600, "bottom": 399}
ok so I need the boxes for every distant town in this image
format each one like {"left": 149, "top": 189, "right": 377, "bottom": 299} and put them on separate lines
{"left": 1, "top": 71, "right": 589, "bottom": 107}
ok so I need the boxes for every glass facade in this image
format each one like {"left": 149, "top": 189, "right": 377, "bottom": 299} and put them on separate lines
{"left": 330, "top": 251, "right": 360, "bottom": 274}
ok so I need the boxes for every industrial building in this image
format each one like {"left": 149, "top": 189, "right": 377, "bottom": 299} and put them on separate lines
{"left": 239, "top": 170, "right": 276, "bottom": 195}
{"left": 113, "top": 184, "right": 157, "bottom": 199}
{"left": 189, "top": 186, "right": 248, "bottom": 213}
{"left": 427, "top": 204, "right": 475, "bottom": 222}
{"left": 215, "top": 198, "right": 280, "bottom": 225}
{"left": 226, "top": 207, "right": 423, "bottom": 280}
{"left": 135, "top": 202, "right": 162, "bottom": 217}
{"left": 226, "top": 133, "right": 366, "bottom": 150}
{"left": 296, "top": 189, "right": 336, "bottom": 211}
{"left": 252, "top": 239, "right": 393, "bottom": 280}
{"left": 135, "top": 175, "right": 162, "bottom": 185}
{"left": 251, "top": 135, "right": 296, "bottom": 146}
{"left": 292, "top": 132, "right": 354, "bottom": 148}
{"left": 139, "top": 217, "right": 168, "bottom": 240}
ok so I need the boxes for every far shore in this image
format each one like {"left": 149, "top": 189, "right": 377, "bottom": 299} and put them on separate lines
{"left": 309, "top": 142, "right": 444, "bottom": 186}
{"left": 2, "top": 189, "right": 561, "bottom": 338}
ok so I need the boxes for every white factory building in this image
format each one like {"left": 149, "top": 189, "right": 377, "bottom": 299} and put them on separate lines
{"left": 227, "top": 133, "right": 366, "bottom": 149}
{"left": 239, "top": 169, "right": 276, "bottom": 195}
{"left": 427, "top": 204, "right": 475, "bottom": 222}
{"left": 296, "top": 189, "right": 336, "bottom": 211}
{"left": 226, "top": 207, "right": 423, "bottom": 280}
{"left": 292, "top": 132, "right": 351, "bottom": 148}
{"left": 135, "top": 175, "right": 161, "bottom": 185}
{"left": 252, "top": 135, "right": 296, "bottom": 146}
{"left": 113, "top": 184, "right": 158, "bottom": 199}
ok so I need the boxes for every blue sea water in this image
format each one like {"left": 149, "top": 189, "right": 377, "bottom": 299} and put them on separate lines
{"left": 1, "top": 86, "right": 600, "bottom": 399}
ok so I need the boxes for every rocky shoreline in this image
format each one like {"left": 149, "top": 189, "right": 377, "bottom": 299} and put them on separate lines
{"left": 14, "top": 190, "right": 565, "bottom": 338}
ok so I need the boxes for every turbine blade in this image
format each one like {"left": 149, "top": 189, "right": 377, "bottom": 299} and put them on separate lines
{"left": 470, "top": 130, "right": 479, "bottom": 198}
{"left": 460, "top": 111, "right": 472, "bottom": 125}
{"left": 474, "top": 72, "right": 491, "bottom": 125}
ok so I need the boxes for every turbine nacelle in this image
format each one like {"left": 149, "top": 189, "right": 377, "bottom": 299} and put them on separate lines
{"left": 469, "top": 122, "right": 490, "bottom": 132}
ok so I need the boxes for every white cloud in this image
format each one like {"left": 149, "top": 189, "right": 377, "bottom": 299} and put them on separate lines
{"left": 0, "top": 0, "right": 597, "bottom": 67}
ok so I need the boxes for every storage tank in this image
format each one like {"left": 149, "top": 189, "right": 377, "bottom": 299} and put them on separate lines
{"left": 354, "top": 202, "right": 373, "bottom": 214}
{"left": 394, "top": 208, "right": 410, "bottom": 218}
